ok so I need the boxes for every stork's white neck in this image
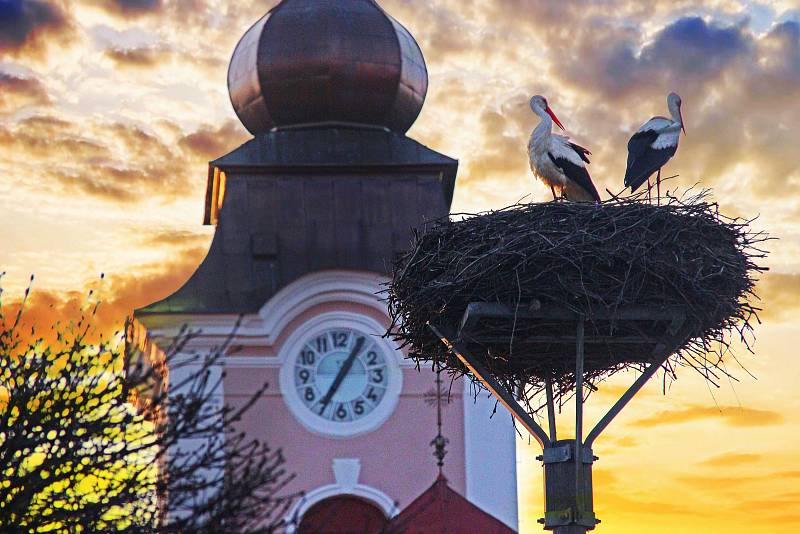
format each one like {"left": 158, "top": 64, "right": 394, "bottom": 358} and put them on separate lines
{"left": 667, "top": 100, "right": 682, "bottom": 125}
{"left": 531, "top": 105, "right": 552, "bottom": 145}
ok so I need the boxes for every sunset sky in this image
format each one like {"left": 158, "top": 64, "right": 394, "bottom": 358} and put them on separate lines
{"left": 2, "top": 0, "right": 800, "bottom": 532}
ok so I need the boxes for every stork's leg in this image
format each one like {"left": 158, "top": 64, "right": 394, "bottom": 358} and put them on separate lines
{"left": 647, "top": 177, "right": 651, "bottom": 202}
{"left": 657, "top": 168, "right": 661, "bottom": 205}
{"left": 550, "top": 185, "right": 557, "bottom": 201}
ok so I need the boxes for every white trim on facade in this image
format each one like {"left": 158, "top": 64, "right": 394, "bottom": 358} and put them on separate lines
{"left": 285, "top": 483, "right": 398, "bottom": 534}
{"left": 257, "top": 270, "right": 389, "bottom": 337}
{"left": 141, "top": 270, "right": 395, "bottom": 354}
{"left": 462, "top": 380, "right": 519, "bottom": 531}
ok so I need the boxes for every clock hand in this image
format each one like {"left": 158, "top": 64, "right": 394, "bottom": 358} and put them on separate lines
{"left": 319, "top": 336, "right": 365, "bottom": 411}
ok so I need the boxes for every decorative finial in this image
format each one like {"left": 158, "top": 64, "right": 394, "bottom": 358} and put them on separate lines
{"left": 428, "top": 366, "right": 449, "bottom": 475}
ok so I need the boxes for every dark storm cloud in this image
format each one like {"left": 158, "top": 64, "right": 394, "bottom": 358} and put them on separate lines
{"left": 0, "top": 0, "right": 72, "bottom": 56}
{"left": 554, "top": 17, "right": 752, "bottom": 99}
{"left": 634, "top": 17, "right": 752, "bottom": 82}
{"left": 642, "top": 17, "right": 750, "bottom": 78}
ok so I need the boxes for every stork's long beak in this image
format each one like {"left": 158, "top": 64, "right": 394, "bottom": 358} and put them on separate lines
{"left": 546, "top": 106, "right": 565, "bottom": 131}
{"left": 679, "top": 108, "right": 686, "bottom": 135}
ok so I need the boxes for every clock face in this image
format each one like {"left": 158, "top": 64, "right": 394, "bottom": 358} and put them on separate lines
{"left": 286, "top": 326, "right": 399, "bottom": 433}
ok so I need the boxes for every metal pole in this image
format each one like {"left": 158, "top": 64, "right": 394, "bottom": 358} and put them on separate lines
{"left": 574, "top": 321, "right": 584, "bottom": 469}
{"left": 545, "top": 378, "right": 557, "bottom": 442}
{"left": 584, "top": 355, "right": 668, "bottom": 449}
{"left": 574, "top": 319, "right": 585, "bottom": 533}
{"left": 555, "top": 526, "right": 590, "bottom": 534}
{"left": 428, "top": 323, "right": 552, "bottom": 448}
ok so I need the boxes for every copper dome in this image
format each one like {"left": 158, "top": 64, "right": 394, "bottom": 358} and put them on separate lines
{"left": 228, "top": 0, "right": 428, "bottom": 135}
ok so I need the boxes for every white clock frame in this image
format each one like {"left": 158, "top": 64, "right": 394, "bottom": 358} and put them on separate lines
{"left": 278, "top": 311, "right": 403, "bottom": 438}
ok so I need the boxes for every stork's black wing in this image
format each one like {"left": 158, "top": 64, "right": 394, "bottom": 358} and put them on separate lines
{"left": 624, "top": 129, "right": 676, "bottom": 192}
{"left": 548, "top": 152, "right": 601, "bottom": 202}
{"left": 569, "top": 142, "right": 592, "bottom": 163}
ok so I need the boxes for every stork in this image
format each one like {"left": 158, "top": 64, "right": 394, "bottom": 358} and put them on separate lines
{"left": 527, "top": 95, "right": 600, "bottom": 203}
{"left": 624, "top": 92, "right": 685, "bottom": 201}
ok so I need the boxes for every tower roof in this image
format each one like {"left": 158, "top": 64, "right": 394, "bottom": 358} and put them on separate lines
{"left": 228, "top": 0, "right": 428, "bottom": 135}
{"left": 384, "top": 476, "right": 517, "bottom": 534}
{"left": 135, "top": 128, "right": 456, "bottom": 317}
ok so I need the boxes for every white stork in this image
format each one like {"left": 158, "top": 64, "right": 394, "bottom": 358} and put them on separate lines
{"left": 528, "top": 95, "right": 600, "bottom": 203}
{"left": 624, "top": 92, "right": 685, "bottom": 199}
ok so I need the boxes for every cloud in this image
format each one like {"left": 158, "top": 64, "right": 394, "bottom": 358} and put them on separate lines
{"left": 699, "top": 452, "right": 761, "bottom": 467}
{"left": 3, "top": 246, "right": 208, "bottom": 343}
{"left": 0, "top": 71, "right": 50, "bottom": 111}
{"left": 549, "top": 17, "right": 752, "bottom": 103}
{"left": 680, "top": 471, "right": 800, "bottom": 491}
{"left": 754, "top": 273, "right": 800, "bottom": 322}
{"left": 0, "top": 0, "right": 74, "bottom": 57}
{"left": 104, "top": 46, "right": 171, "bottom": 68}
{"left": 461, "top": 108, "right": 529, "bottom": 184}
{"left": 86, "top": 0, "right": 163, "bottom": 17}
{"left": 631, "top": 405, "right": 785, "bottom": 428}
{"left": 0, "top": 114, "right": 196, "bottom": 203}
{"left": 641, "top": 17, "right": 750, "bottom": 79}
{"left": 178, "top": 120, "right": 250, "bottom": 161}
{"left": 139, "top": 230, "right": 212, "bottom": 249}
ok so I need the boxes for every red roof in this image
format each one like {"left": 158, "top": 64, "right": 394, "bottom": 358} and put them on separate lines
{"left": 384, "top": 475, "right": 517, "bottom": 534}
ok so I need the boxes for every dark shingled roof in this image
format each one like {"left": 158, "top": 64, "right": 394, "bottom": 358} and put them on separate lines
{"left": 136, "top": 127, "right": 457, "bottom": 317}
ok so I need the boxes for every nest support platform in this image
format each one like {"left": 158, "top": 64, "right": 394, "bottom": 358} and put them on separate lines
{"left": 430, "top": 302, "right": 693, "bottom": 533}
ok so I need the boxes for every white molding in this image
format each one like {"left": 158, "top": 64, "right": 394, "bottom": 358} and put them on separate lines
{"left": 278, "top": 312, "right": 404, "bottom": 439}
{"left": 141, "top": 270, "right": 391, "bottom": 350}
{"left": 258, "top": 270, "right": 390, "bottom": 339}
{"left": 224, "top": 356, "right": 279, "bottom": 368}
{"left": 285, "top": 481, "right": 397, "bottom": 533}
{"left": 332, "top": 458, "right": 361, "bottom": 489}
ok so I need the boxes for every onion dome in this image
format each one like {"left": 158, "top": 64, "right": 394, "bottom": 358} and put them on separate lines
{"left": 228, "top": 0, "right": 428, "bottom": 135}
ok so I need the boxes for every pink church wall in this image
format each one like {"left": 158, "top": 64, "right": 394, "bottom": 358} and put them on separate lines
{"left": 222, "top": 300, "right": 468, "bottom": 513}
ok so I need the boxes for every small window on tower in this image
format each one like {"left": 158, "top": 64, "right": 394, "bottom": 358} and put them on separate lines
{"left": 209, "top": 168, "right": 228, "bottom": 225}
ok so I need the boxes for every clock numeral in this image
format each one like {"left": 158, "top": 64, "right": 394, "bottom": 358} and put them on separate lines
{"left": 366, "top": 351, "right": 378, "bottom": 366}
{"left": 298, "top": 369, "right": 311, "bottom": 384}
{"left": 353, "top": 399, "right": 365, "bottom": 416}
{"left": 335, "top": 403, "right": 348, "bottom": 420}
{"left": 304, "top": 388, "right": 316, "bottom": 402}
{"left": 370, "top": 368, "right": 384, "bottom": 384}
{"left": 316, "top": 336, "right": 328, "bottom": 353}
{"left": 300, "top": 350, "right": 315, "bottom": 366}
{"left": 366, "top": 387, "right": 379, "bottom": 403}
{"left": 332, "top": 331, "right": 348, "bottom": 348}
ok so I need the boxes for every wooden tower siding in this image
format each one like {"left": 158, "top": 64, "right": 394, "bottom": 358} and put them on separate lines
{"left": 137, "top": 127, "right": 457, "bottom": 317}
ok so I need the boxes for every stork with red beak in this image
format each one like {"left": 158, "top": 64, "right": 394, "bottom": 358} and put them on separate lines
{"left": 624, "top": 92, "right": 685, "bottom": 200}
{"left": 527, "top": 95, "right": 600, "bottom": 203}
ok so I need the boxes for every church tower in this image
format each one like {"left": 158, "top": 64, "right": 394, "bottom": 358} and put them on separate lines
{"left": 134, "top": 0, "right": 517, "bottom": 530}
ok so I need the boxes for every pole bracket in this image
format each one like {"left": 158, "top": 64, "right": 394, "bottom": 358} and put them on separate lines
{"left": 537, "top": 444, "right": 596, "bottom": 465}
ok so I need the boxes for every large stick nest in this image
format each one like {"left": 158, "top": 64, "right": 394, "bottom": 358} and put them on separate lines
{"left": 387, "top": 190, "right": 768, "bottom": 403}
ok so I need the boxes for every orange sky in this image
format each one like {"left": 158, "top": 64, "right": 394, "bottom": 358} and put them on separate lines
{"left": 2, "top": 1, "right": 799, "bottom": 532}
